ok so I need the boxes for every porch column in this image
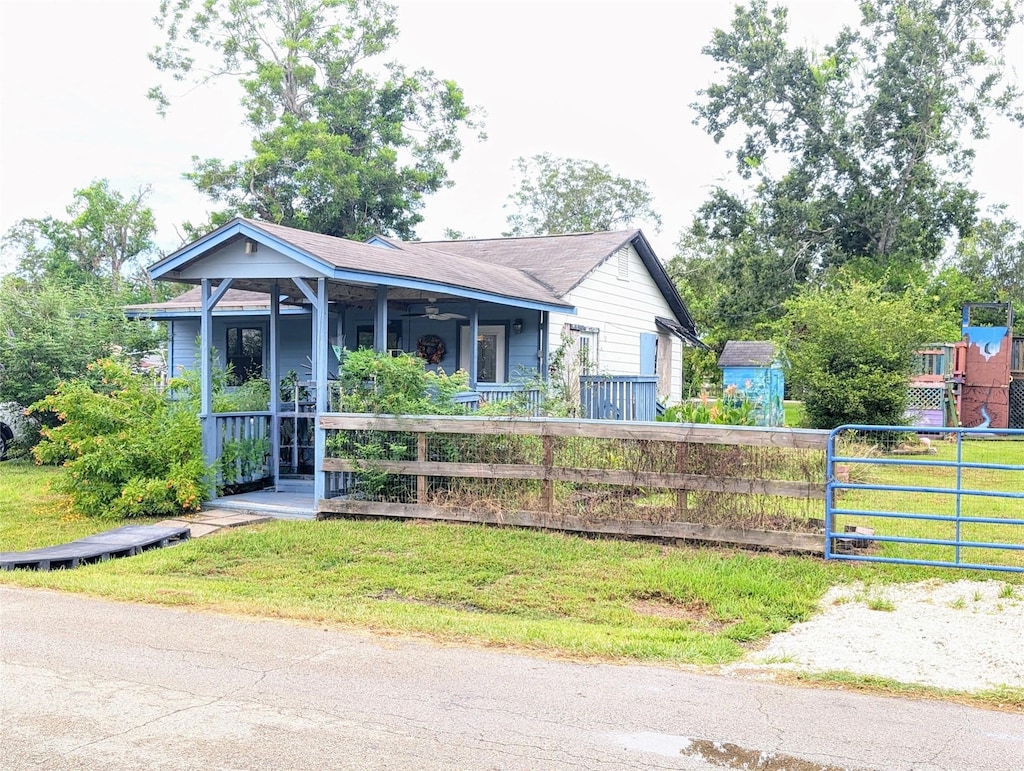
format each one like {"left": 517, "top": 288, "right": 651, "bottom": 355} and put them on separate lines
{"left": 468, "top": 304, "right": 479, "bottom": 389}
{"left": 270, "top": 283, "right": 281, "bottom": 490}
{"left": 200, "top": 280, "right": 214, "bottom": 473}
{"left": 374, "top": 285, "right": 388, "bottom": 353}
{"left": 314, "top": 278, "right": 329, "bottom": 503}
{"left": 199, "top": 278, "right": 233, "bottom": 494}
{"left": 540, "top": 311, "right": 550, "bottom": 382}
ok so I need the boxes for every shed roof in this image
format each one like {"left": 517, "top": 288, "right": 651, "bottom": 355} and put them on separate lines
{"left": 718, "top": 341, "right": 781, "bottom": 368}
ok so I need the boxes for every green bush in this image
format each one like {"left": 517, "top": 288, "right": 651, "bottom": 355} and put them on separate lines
{"left": 337, "top": 349, "right": 470, "bottom": 414}
{"left": 780, "top": 278, "right": 939, "bottom": 429}
{"left": 29, "top": 359, "right": 209, "bottom": 518}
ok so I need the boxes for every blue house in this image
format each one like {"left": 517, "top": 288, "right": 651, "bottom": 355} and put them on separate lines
{"left": 127, "top": 218, "right": 704, "bottom": 510}
{"left": 717, "top": 341, "right": 785, "bottom": 427}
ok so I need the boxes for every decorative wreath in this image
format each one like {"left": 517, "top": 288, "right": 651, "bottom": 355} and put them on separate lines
{"left": 416, "top": 334, "right": 446, "bottom": 365}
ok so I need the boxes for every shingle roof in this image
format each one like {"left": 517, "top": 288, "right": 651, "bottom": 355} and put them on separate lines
{"left": 125, "top": 286, "right": 302, "bottom": 315}
{"left": 718, "top": 341, "right": 780, "bottom": 368}
{"left": 398, "top": 230, "right": 639, "bottom": 298}
{"left": 247, "top": 220, "right": 571, "bottom": 307}
{"left": 143, "top": 219, "right": 699, "bottom": 337}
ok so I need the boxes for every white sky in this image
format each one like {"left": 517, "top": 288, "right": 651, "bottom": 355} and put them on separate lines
{"left": 1, "top": 0, "right": 1022, "bottom": 277}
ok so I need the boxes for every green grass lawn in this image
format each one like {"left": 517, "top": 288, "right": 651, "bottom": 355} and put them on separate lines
{"left": 6, "top": 460, "right": 1018, "bottom": 673}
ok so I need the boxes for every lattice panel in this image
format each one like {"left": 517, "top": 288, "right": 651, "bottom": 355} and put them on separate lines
{"left": 907, "top": 385, "right": 945, "bottom": 411}
{"left": 1010, "top": 379, "right": 1024, "bottom": 430}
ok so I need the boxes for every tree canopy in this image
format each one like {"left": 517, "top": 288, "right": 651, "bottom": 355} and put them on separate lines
{"left": 149, "top": 0, "right": 483, "bottom": 240}
{"left": 503, "top": 154, "right": 662, "bottom": 236}
{"left": 0, "top": 181, "right": 165, "bottom": 409}
{"left": 674, "top": 0, "right": 1023, "bottom": 335}
{"left": 4, "top": 179, "right": 157, "bottom": 292}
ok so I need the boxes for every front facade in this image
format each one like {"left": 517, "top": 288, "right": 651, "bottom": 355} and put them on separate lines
{"left": 128, "top": 219, "right": 703, "bottom": 503}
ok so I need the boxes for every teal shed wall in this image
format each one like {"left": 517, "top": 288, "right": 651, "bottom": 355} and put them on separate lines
{"left": 721, "top": 365, "right": 785, "bottom": 426}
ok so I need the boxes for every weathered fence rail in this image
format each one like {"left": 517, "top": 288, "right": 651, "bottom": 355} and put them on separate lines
{"left": 318, "top": 414, "right": 829, "bottom": 552}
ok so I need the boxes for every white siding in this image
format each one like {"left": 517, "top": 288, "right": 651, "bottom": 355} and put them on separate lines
{"left": 547, "top": 243, "right": 684, "bottom": 404}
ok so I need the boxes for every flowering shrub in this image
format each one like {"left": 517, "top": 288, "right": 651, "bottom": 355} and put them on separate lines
{"left": 658, "top": 385, "right": 758, "bottom": 426}
{"left": 29, "top": 359, "right": 209, "bottom": 519}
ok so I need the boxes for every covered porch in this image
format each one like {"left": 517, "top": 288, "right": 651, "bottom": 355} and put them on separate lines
{"left": 145, "top": 218, "right": 574, "bottom": 506}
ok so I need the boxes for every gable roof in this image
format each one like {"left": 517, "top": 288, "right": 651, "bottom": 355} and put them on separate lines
{"left": 718, "top": 341, "right": 781, "bottom": 368}
{"left": 140, "top": 219, "right": 700, "bottom": 338}
{"left": 401, "top": 229, "right": 697, "bottom": 330}
{"left": 149, "top": 218, "right": 572, "bottom": 313}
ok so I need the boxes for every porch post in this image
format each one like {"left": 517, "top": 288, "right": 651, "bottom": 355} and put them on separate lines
{"left": 540, "top": 311, "right": 550, "bottom": 383}
{"left": 200, "top": 279, "right": 214, "bottom": 478}
{"left": 270, "top": 283, "right": 281, "bottom": 490}
{"left": 468, "top": 304, "right": 479, "bottom": 389}
{"left": 314, "top": 278, "right": 329, "bottom": 504}
{"left": 199, "top": 278, "right": 234, "bottom": 494}
{"left": 374, "top": 285, "right": 388, "bottom": 353}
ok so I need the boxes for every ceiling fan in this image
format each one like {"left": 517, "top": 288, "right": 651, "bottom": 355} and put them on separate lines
{"left": 401, "top": 305, "right": 467, "bottom": 321}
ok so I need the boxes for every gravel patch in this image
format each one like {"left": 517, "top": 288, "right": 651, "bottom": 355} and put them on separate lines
{"left": 730, "top": 579, "right": 1024, "bottom": 692}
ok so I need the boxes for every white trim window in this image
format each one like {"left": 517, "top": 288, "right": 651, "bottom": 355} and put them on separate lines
{"left": 459, "top": 325, "right": 507, "bottom": 383}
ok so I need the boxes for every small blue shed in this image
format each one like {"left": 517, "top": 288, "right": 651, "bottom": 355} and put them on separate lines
{"left": 718, "top": 341, "right": 785, "bottom": 427}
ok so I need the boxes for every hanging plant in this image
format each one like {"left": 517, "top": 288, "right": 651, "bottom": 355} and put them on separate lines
{"left": 416, "top": 334, "right": 446, "bottom": 365}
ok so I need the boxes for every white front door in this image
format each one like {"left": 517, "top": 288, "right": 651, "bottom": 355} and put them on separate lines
{"left": 460, "top": 325, "right": 506, "bottom": 383}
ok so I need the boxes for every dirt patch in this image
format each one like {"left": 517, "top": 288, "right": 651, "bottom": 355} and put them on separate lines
{"left": 725, "top": 579, "right": 1024, "bottom": 693}
{"left": 632, "top": 596, "right": 728, "bottom": 631}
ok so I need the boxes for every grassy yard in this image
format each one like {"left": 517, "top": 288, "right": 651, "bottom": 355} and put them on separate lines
{"left": 6, "top": 460, "right": 1018, "bottom": 672}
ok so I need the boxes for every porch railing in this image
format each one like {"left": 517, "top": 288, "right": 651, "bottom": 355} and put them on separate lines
{"left": 213, "top": 412, "right": 272, "bottom": 488}
{"left": 580, "top": 376, "right": 658, "bottom": 421}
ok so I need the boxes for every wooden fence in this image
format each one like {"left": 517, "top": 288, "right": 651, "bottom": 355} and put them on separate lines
{"left": 318, "top": 414, "right": 830, "bottom": 553}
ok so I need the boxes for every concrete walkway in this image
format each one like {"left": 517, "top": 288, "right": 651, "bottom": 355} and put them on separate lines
{"left": 153, "top": 508, "right": 274, "bottom": 538}
{"left": 2, "top": 495, "right": 294, "bottom": 569}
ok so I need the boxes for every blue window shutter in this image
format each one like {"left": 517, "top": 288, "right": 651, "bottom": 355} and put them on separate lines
{"left": 640, "top": 333, "right": 657, "bottom": 375}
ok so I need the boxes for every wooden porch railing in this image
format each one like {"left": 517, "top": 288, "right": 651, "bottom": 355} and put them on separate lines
{"left": 213, "top": 412, "right": 272, "bottom": 488}
{"left": 579, "top": 375, "right": 658, "bottom": 421}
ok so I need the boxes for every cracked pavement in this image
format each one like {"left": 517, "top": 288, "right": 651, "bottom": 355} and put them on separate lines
{"left": 1, "top": 586, "right": 1021, "bottom": 770}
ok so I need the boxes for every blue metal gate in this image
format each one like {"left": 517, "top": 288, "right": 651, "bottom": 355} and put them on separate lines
{"left": 826, "top": 425, "right": 1024, "bottom": 572}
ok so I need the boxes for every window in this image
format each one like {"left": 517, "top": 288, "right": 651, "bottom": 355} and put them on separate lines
{"left": 577, "top": 330, "right": 598, "bottom": 374}
{"left": 356, "top": 321, "right": 403, "bottom": 351}
{"left": 459, "top": 325, "right": 507, "bottom": 383}
{"left": 226, "top": 327, "right": 263, "bottom": 385}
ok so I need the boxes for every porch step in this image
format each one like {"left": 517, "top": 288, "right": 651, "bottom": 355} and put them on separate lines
{"left": 208, "top": 492, "right": 316, "bottom": 520}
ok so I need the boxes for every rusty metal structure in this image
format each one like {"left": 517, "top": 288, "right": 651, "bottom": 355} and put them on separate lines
{"left": 955, "top": 303, "right": 1015, "bottom": 430}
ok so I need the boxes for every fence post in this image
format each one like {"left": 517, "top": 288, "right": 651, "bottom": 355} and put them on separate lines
{"left": 417, "top": 432, "right": 427, "bottom": 505}
{"left": 675, "top": 441, "right": 689, "bottom": 517}
{"left": 543, "top": 432, "right": 554, "bottom": 515}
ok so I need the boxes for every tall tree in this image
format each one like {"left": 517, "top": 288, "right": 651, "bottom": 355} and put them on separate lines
{"left": 4, "top": 180, "right": 156, "bottom": 292}
{"left": 503, "top": 154, "right": 662, "bottom": 236}
{"left": 679, "top": 0, "right": 1023, "bottom": 332}
{"left": 0, "top": 276, "right": 161, "bottom": 409}
{"left": 149, "top": 0, "right": 482, "bottom": 240}
{"left": 952, "top": 207, "right": 1024, "bottom": 310}
{"left": 0, "top": 182, "right": 165, "bottom": 408}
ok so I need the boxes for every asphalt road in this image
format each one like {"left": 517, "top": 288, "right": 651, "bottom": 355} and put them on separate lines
{"left": 2, "top": 586, "right": 1021, "bottom": 770}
